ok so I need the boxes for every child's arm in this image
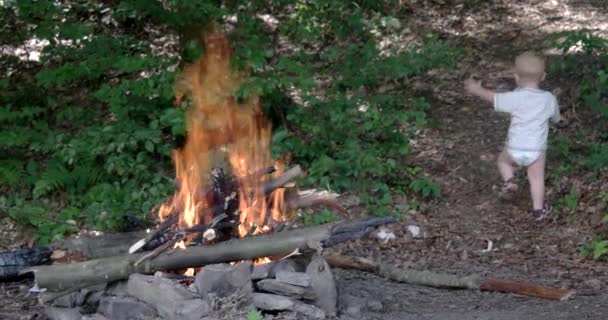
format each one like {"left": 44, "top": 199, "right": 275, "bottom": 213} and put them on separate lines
{"left": 464, "top": 79, "right": 495, "bottom": 104}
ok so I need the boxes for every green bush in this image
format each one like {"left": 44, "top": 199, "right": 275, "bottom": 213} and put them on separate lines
{"left": 546, "top": 30, "right": 608, "bottom": 258}
{"left": 1, "top": 0, "right": 457, "bottom": 243}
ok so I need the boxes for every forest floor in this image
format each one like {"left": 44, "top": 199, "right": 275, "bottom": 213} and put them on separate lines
{"left": 2, "top": 0, "right": 608, "bottom": 319}
{"left": 331, "top": 0, "right": 608, "bottom": 319}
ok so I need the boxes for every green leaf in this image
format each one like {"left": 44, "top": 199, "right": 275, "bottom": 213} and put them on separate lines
{"left": 145, "top": 141, "right": 154, "bottom": 153}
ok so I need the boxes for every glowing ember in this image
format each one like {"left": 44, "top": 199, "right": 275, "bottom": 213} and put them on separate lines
{"left": 159, "top": 25, "right": 285, "bottom": 246}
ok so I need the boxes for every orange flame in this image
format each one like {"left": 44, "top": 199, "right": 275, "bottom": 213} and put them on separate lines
{"left": 160, "top": 26, "right": 284, "bottom": 240}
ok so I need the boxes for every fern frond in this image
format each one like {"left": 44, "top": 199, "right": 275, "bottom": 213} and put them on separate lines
{"left": 0, "top": 160, "right": 24, "bottom": 185}
{"left": 33, "top": 159, "right": 70, "bottom": 198}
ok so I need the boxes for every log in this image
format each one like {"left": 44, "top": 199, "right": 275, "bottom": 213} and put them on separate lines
{"left": 323, "top": 254, "right": 574, "bottom": 301}
{"left": 263, "top": 165, "right": 302, "bottom": 194}
{"left": 53, "top": 231, "right": 147, "bottom": 259}
{"left": 32, "top": 217, "right": 394, "bottom": 294}
{"left": 0, "top": 247, "right": 52, "bottom": 281}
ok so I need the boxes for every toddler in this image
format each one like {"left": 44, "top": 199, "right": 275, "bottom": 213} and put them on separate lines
{"left": 464, "top": 52, "right": 560, "bottom": 220}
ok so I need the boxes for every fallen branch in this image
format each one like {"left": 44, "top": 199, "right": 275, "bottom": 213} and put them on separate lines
{"left": 286, "top": 189, "right": 349, "bottom": 216}
{"left": 323, "top": 254, "right": 574, "bottom": 301}
{"left": 263, "top": 165, "right": 302, "bottom": 194}
{"left": 32, "top": 217, "right": 394, "bottom": 294}
{"left": 53, "top": 231, "right": 146, "bottom": 260}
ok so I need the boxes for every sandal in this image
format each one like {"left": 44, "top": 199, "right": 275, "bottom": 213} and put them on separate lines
{"left": 532, "top": 203, "right": 552, "bottom": 221}
{"left": 498, "top": 178, "right": 518, "bottom": 200}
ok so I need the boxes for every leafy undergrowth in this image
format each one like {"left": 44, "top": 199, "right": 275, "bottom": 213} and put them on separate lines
{"left": 0, "top": 1, "right": 457, "bottom": 244}
{"left": 544, "top": 30, "right": 608, "bottom": 259}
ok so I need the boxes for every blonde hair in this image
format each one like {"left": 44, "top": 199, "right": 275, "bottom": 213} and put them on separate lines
{"left": 514, "top": 51, "right": 545, "bottom": 82}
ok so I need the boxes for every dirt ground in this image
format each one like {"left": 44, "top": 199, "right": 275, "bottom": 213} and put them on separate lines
{"left": 2, "top": 1, "right": 608, "bottom": 319}
{"left": 331, "top": 0, "right": 608, "bottom": 319}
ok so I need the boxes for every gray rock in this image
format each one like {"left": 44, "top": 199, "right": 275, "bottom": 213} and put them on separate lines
{"left": 366, "top": 299, "right": 383, "bottom": 312}
{"left": 256, "top": 279, "right": 316, "bottom": 300}
{"left": 270, "top": 259, "right": 300, "bottom": 274}
{"left": 306, "top": 254, "right": 338, "bottom": 316}
{"left": 251, "top": 263, "right": 272, "bottom": 280}
{"left": 98, "top": 296, "right": 159, "bottom": 320}
{"left": 253, "top": 293, "right": 295, "bottom": 310}
{"left": 82, "top": 314, "right": 110, "bottom": 320}
{"left": 196, "top": 262, "right": 253, "bottom": 298}
{"left": 344, "top": 304, "right": 362, "bottom": 317}
{"left": 275, "top": 271, "right": 311, "bottom": 287}
{"left": 85, "top": 291, "right": 104, "bottom": 309}
{"left": 252, "top": 259, "right": 298, "bottom": 280}
{"left": 584, "top": 279, "right": 603, "bottom": 294}
{"left": 290, "top": 301, "right": 326, "bottom": 319}
{"left": 44, "top": 306, "right": 82, "bottom": 320}
{"left": 127, "top": 273, "right": 209, "bottom": 320}
{"left": 105, "top": 280, "right": 129, "bottom": 297}
{"left": 50, "top": 284, "right": 105, "bottom": 308}
{"left": 252, "top": 293, "right": 325, "bottom": 320}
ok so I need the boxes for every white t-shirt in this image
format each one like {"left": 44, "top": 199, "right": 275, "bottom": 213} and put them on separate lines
{"left": 494, "top": 88, "right": 560, "bottom": 151}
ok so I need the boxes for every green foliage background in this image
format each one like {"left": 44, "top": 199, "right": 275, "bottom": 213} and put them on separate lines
{"left": 0, "top": 0, "right": 458, "bottom": 244}
{"left": 544, "top": 30, "right": 608, "bottom": 259}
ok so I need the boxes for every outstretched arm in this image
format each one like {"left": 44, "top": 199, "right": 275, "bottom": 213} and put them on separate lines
{"left": 464, "top": 79, "right": 495, "bottom": 104}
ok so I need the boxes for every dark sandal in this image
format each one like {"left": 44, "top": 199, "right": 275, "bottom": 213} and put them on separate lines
{"left": 499, "top": 179, "right": 518, "bottom": 200}
{"left": 532, "top": 203, "right": 552, "bottom": 221}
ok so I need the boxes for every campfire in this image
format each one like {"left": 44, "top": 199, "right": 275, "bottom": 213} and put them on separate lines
{"left": 125, "top": 27, "right": 348, "bottom": 266}
{"left": 32, "top": 26, "right": 395, "bottom": 320}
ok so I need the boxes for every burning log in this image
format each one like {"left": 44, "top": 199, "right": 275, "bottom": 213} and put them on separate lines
{"left": 32, "top": 217, "right": 395, "bottom": 295}
{"left": 129, "top": 165, "right": 304, "bottom": 254}
{"left": 323, "top": 254, "right": 574, "bottom": 301}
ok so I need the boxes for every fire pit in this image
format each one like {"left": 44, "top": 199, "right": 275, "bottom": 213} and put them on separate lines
{"left": 32, "top": 26, "right": 395, "bottom": 320}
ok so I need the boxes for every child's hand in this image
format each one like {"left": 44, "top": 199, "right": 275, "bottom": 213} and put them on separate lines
{"left": 463, "top": 78, "right": 495, "bottom": 103}
{"left": 464, "top": 78, "right": 482, "bottom": 95}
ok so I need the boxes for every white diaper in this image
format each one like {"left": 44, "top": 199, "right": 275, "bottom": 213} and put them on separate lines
{"left": 507, "top": 148, "right": 542, "bottom": 166}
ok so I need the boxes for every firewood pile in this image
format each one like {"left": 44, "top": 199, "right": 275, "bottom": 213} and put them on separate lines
{"left": 26, "top": 155, "right": 394, "bottom": 320}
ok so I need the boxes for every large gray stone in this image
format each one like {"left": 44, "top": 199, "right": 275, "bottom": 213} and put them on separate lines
{"left": 98, "top": 296, "right": 159, "bottom": 320}
{"left": 252, "top": 259, "right": 298, "bottom": 280}
{"left": 105, "top": 280, "right": 130, "bottom": 297}
{"left": 252, "top": 293, "right": 294, "bottom": 311}
{"left": 44, "top": 306, "right": 82, "bottom": 320}
{"left": 252, "top": 293, "right": 325, "bottom": 320}
{"left": 50, "top": 284, "right": 105, "bottom": 308}
{"left": 195, "top": 262, "right": 253, "bottom": 298}
{"left": 306, "top": 254, "right": 337, "bottom": 316}
{"left": 127, "top": 273, "right": 209, "bottom": 320}
{"left": 275, "top": 271, "right": 311, "bottom": 287}
{"left": 256, "top": 279, "right": 316, "bottom": 300}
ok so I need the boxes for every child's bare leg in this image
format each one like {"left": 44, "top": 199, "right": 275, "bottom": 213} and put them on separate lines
{"left": 497, "top": 149, "right": 516, "bottom": 184}
{"left": 526, "top": 153, "right": 546, "bottom": 210}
